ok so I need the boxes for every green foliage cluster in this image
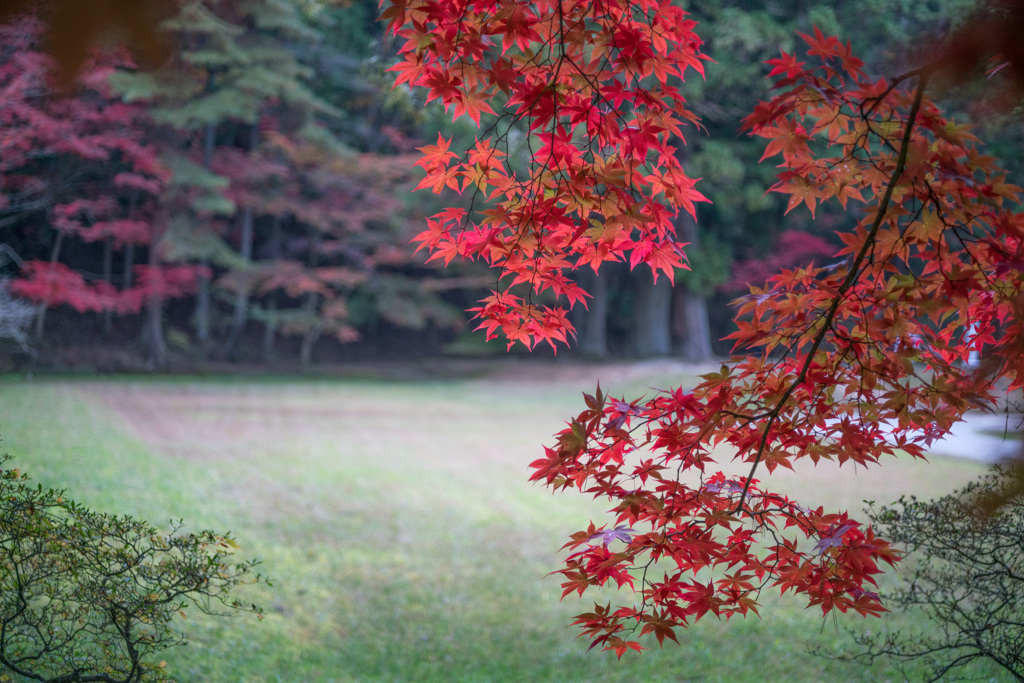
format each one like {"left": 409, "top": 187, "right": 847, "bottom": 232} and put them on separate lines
{"left": 851, "top": 466, "right": 1024, "bottom": 681}
{"left": 0, "top": 453, "right": 266, "bottom": 683}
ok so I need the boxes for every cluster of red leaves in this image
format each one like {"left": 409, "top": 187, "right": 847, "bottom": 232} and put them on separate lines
{"left": 386, "top": 0, "right": 1024, "bottom": 655}
{"left": 528, "top": 30, "right": 1024, "bottom": 656}
{"left": 10, "top": 262, "right": 117, "bottom": 314}
{"left": 722, "top": 229, "right": 834, "bottom": 293}
{"left": 12, "top": 262, "right": 207, "bottom": 315}
{"left": 220, "top": 134, "right": 421, "bottom": 345}
{"left": 385, "top": 0, "right": 708, "bottom": 349}
{"left": 52, "top": 199, "right": 156, "bottom": 248}
{"left": 1, "top": 14, "right": 192, "bottom": 318}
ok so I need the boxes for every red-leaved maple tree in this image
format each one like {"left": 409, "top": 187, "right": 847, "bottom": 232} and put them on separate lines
{"left": 386, "top": 1, "right": 1024, "bottom": 656}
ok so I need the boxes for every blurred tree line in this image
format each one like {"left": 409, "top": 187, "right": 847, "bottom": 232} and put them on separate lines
{"left": 0, "top": 0, "right": 1014, "bottom": 370}
{"left": 0, "top": 0, "right": 478, "bottom": 370}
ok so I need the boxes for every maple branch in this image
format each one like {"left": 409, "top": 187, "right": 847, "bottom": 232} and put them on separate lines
{"left": 732, "top": 70, "right": 931, "bottom": 514}
{"left": 859, "top": 65, "right": 928, "bottom": 119}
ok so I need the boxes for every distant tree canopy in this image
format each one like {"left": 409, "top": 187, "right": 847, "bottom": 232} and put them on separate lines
{"left": 0, "top": 0, "right": 472, "bottom": 370}
{"left": 1, "top": 0, "right": 1021, "bottom": 369}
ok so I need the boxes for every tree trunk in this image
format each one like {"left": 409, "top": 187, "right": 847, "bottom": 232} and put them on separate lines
{"left": 674, "top": 287, "right": 712, "bottom": 361}
{"left": 102, "top": 236, "right": 113, "bottom": 335}
{"left": 194, "top": 121, "right": 217, "bottom": 347}
{"left": 110, "top": 189, "right": 139, "bottom": 335}
{"left": 195, "top": 275, "right": 211, "bottom": 343}
{"left": 631, "top": 268, "right": 672, "bottom": 357}
{"left": 146, "top": 213, "right": 168, "bottom": 370}
{"left": 298, "top": 225, "right": 323, "bottom": 371}
{"left": 573, "top": 268, "right": 608, "bottom": 358}
{"left": 222, "top": 206, "right": 254, "bottom": 359}
{"left": 261, "top": 216, "right": 283, "bottom": 363}
{"left": 299, "top": 292, "right": 320, "bottom": 372}
{"left": 146, "top": 276, "right": 168, "bottom": 370}
{"left": 673, "top": 214, "right": 713, "bottom": 362}
{"left": 123, "top": 241, "right": 136, "bottom": 342}
{"left": 202, "top": 120, "right": 215, "bottom": 169}
{"left": 123, "top": 243, "right": 135, "bottom": 289}
{"left": 34, "top": 231, "right": 64, "bottom": 340}
{"left": 222, "top": 124, "right": 258, "bottom": 360}
{"left": 261, "top": 304, "right": 277, "bottom": 362}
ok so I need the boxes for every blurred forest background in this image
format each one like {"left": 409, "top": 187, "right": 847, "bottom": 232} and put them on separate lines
{"left": 0, "top": 0, "right": 1017, "bottom": 372}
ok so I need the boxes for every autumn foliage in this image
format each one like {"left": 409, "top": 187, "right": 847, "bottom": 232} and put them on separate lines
{"left": 1, "top": 15, "right": 203, "bottom": 320}
{"left": 390, "top": 0, "right": 1024, "bottom": 657}
{"left": 385, "top": 0, "right": 708, "bottom": 349}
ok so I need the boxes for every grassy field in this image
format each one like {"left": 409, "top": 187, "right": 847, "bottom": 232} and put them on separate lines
{"left": 0, "top": 361, "right": 1006, "bottom": 682}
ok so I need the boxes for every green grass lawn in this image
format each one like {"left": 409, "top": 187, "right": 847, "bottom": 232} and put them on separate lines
{"left": 0, "top": 364, "right": 1006, "bottom": 682}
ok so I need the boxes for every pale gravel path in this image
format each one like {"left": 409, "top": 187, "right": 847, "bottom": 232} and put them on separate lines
{"left": 484, "top": 358, "right": 1024, "bottom": 464}
{"left": 928, "top": 412, "right": 1023, "bottom": 463}
{"left": 80, "top": 356, "right": 1024, "bottom": 465}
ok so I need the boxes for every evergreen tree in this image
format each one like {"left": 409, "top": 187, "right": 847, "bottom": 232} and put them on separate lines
{"left": 112, "top": 0, "right": 335, "bottom": 359}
